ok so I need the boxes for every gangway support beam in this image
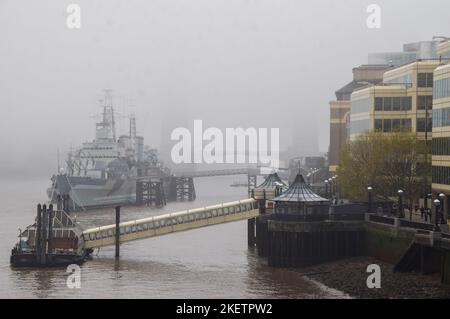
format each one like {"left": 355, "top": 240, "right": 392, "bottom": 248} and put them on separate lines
{"left": 247, "top": 174, "right": 257, "bottom": 197}
{"left": 136, "top": 179, "right": 167, "bottom": 207}
{"left": 248, "top": 218, "right": 256, "bottom": 246}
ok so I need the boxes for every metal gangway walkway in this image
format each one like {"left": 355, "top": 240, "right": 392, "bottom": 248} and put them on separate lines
{"left": 172, "top": 168, "right": 261, "bottom": 178}
{"left": 81, "top": 198, "right": 259, "bottom": 249}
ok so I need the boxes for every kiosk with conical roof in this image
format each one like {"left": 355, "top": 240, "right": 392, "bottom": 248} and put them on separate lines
{"left": 272, "top": 174, "right": 330, "bottom": 221}
{"left": 257, "top": 173, "right": 287, "bottom": 190}
{"left": 252, "top": 172, "right": 287, "bottom": 201}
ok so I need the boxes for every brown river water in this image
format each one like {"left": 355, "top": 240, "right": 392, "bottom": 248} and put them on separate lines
{"left": 0, "top": 176, "right": 348, "bottom": 298}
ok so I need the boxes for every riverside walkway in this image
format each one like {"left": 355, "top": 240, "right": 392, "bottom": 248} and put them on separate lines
{"left": 81, "top": 198, "right": 259, "bottom": 249}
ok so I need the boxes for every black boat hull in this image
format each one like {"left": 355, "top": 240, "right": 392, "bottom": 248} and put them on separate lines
{"left": 10, "top": 252, "right": 90, "bottom": 268}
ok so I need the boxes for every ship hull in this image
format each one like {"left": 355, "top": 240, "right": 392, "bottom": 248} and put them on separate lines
{"left": 10, "top": 252, "right": 89, "bottom": 268}
{"left": 48, "top": 175, "right": 137, "bottom": 211}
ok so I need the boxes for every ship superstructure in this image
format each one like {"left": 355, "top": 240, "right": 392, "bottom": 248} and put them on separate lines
{"left": 47, "top": 91, "right": 166, "bottom": 210}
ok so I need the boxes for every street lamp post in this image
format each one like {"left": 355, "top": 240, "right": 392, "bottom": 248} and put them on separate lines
{"left": 398, "top": 190, "right": 404, "bottom": 218}
{"left": 433, "top": 199, "right": 441, "bottom": 230}
{"left": 325, "top": 180, "right": 329, "bottom": 199}
{"left": 367, "top": 187, "right": 373, "bottom": 214}
{"left": 330, "top": 178, "right": 334, "bottom": 199}
{"left": 335, "top": 175, "right": 339, "bottom": 200}
{"left": 331, "top": 176, "right": 337, "bottom": 199}
{"left": 439, "top": 193, "right": 446, "bottom": 225}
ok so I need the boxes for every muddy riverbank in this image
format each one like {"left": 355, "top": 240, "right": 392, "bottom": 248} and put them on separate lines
{"left": 296, "top": 257, "right": 450, "bottom": 299}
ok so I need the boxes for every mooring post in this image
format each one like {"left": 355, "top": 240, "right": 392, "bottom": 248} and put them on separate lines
{"left": 115, "top": 206, "right": 121, "bottom": 258}
{"left": 40, "top": 204, "right": 48, "bottom": 266}
{"left": 258, "top": 189, "right": 267, "bottom": 215}
{"left": 47, "top": 205, "right": 54, "bottom": 264}
{"left": 36, "top": 204, "right": 42, "bottom": 264}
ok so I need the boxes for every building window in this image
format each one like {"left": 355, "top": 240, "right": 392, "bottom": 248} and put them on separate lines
{"left": 384, "top": 97, "right": 392, "bottom": 111}
{"left": 418, "top": 73, "right": 433, "bottom": 88}
{"left": 433, "top": 77, "right": 450, "bottom": 99}
{"left": 392, "top": 97, "right": 401, "bottom": 111}
{"left": 417, "top": 96, "right": 433, "bottom": 110}
{"left": 384, "top": 74, "right": 412, "bottom": 85}
{"left": 416, "top": 118, "right": 433, "bottom": 132}
{"left": 392, "top": 119, "right": 401, "bottom": 129}
{"left": 351, "top": 98, "right": 371, "bottom": 114}
{"left": 432, "top": 166, "right": 450, "bottom": 185}
{"left": 432, "top": 137, "right": 450, "bottom": 156}
{"left": 375, "top": 119, "right": 383, "bottom": 131}
{"left": 375, "top": 97, "right": 383, "bottom": 111}
{"left": 433, "top": 107, "right": 450, "bottom": 127}
{"left": 374, "top": 96, "right": 412, "bottom": 111}
{"left": 384, "top": 119, "right": 392, "bottom": 132}
{"left": 350, "top": 119, "right": 370, "bottom": 135}
{"left": 402, "top": 97, "right": 412, "bottom": 110}
{"left": 404, "top": 118, "right": 412, "bottom": 129}
{"left": 376, "top": 118, "right": 411, "bottom": 132}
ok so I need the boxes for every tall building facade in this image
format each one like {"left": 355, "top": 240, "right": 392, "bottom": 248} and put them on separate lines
{"left": 432, "top": 41, "right": 450, "bottom": 221}
{"left": 328, "top": 65, "right": 390, "bottom": 172}
{"left": 350, "top": 60, "right": 441, "bottom": 141}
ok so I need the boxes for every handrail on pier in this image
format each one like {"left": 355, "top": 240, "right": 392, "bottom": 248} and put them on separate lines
{"left": 81, "top": 198, "right": 259, "bottom": 249}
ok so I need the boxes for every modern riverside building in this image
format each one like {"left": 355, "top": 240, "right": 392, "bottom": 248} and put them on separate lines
{"left": 432, "top": 41, "right": 450, "bottom": 222}
{"left": 329, "top": 65, "right": 390, "bottom": 172}
{"left": 368, "top": 40, "right": 440, "bottom": 66}
{"left": 437, "top": 39, "right": 450, "bottom": 59}
{"left": 349, "top": 60, "right": 442, "bottom": 140}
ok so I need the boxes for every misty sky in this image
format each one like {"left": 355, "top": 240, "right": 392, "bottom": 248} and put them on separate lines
{"left": 1, "top": 0, "right": 449, "bottom": 178}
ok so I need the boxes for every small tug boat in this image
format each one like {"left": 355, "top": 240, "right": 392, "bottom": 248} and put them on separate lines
{"left": 10, "top": 197, "right": 92, "bottom": 267}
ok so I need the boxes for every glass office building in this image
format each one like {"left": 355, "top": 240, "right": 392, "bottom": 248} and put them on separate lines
{"left": 432, "top": 41, "right": 450, "bottom": 223}
{"left": 349, "top": 60, "right": 441, "bottom": 140}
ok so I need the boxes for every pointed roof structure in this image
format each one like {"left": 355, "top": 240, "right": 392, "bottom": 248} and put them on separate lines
{"left": 272, "top": 174, "right": 329, "bottom": 203}
{"left": 257, "top": 173, "right": 287, "bottom": 190}
{"left": 252, "top": 172, "right": 287, "bottom": 200}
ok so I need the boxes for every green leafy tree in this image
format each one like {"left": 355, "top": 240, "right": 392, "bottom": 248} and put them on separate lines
{"left": 337, "top": 130, "right": 430, "bottom": 206}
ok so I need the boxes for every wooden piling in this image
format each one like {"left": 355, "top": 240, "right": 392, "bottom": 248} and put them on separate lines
{"left": 115, "top": 206, "right": 121, "bottom": 258}
{"left": 256, "top": 216, "right": 269, "bottom": 257}
{"left": 36, "top": 204, "right": 42, "bottom": 264}
{"left": 40, "top": 204, "right": 48, "bottom": 265}
{"left": 260, "top": 200, "right": 266, "bottom": 215}
{"left": 265, "top": 220, "right": 366, "bottom": 268}
{"left": 47, "top": 205, "right": 54, "bottom": 264}
{"left": 247, "top": 218, "right": 256, "bottom": 246}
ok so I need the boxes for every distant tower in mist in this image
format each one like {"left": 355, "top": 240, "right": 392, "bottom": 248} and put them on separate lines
{"left": 289, "top": 117, "right": 320, "bottom": 157}
{"left": 159, "top": 105, "right": 196, "bottom": 172}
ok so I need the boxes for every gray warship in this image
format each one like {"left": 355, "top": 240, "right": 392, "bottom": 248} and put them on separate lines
{"left": 47, "top": 91, "right": 169, "bottom": 211}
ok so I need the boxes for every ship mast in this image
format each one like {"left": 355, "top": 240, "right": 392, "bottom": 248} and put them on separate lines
{"left": 130, "top": 114, "right": 136, "bottom": 139}
{"left": 96, "top": 89, "right": 117, "bottom": 141}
